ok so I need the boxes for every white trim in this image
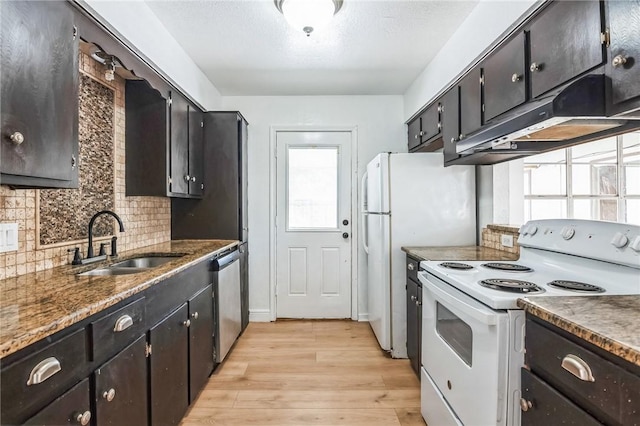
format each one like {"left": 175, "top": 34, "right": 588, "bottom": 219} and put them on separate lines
{"left": 249, "top": 309, "right": 272, "bottom": 323}
{"left": 269, "top": 125, "right": 359, "bottom": 322}
{"left": 358, "top": 313, "right": 369, "bottom": 322}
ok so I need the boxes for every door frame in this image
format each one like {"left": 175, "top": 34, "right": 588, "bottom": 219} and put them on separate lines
{"left": 269, "top": 126, "right": 359, "bottom": 321}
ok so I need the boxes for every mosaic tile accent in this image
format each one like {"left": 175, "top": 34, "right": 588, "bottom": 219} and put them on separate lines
{"left": 39, "top": 74, "right": 115, "bottom": 245}
{"left": 481, "top": 224, "right": 520, "bottom": 255}
{"left": 0, "top": 52, "right": 171, "bottom": 279}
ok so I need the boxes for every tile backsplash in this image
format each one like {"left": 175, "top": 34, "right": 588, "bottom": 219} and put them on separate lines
{"left": 481, "top": 224, "right": 521, "bottom": 255}
{"left": 0, "top": 53, "right": 170, "bottom": 279}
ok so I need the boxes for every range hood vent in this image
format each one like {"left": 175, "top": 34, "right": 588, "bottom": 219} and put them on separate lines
{"left": 451, "top": 74, "right": 640, "bottom": 165}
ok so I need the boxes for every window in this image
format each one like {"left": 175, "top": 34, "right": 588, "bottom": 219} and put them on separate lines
{"left": 524, "top": 132, "right": 640, "bottom": 225}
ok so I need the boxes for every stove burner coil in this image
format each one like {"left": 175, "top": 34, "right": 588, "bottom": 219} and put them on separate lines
{"left": 548, "top": 280, "right": 605, "bottom": 293}
{"left": 481, "top": 262, "right": 533, "bottom": 272}
{"left": 479, "top": 278, "right": 545, "bottom": 294}
{"left": 439, "top": 262, "right": 474, "bottom": 270}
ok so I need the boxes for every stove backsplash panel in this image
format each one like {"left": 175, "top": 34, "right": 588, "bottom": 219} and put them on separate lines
{"left": 482, "top": 224, "right": 520, "bottom": 255}
{"left": 0, "top": 52, "right": 170, "bottom": 280}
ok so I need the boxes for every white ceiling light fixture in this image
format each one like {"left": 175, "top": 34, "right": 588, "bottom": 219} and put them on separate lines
{"left": 275, "top": 0, "right": 343, "bottom": 37}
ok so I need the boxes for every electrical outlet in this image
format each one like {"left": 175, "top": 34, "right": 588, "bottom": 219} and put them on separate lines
{"left": 0, "top": 223, "right": 19, "bottom": 253}
{"left": 501, "top": 234, "right": 514, "bottom": 248}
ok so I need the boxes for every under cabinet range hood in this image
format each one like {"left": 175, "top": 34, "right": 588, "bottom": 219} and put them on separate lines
{"left": 452, "top": 74, "right": 640, "bottom": 164}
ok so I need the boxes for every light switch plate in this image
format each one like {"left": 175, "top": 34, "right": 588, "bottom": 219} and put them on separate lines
{"left": 501, "top": 234, "right": 514, "bottom": 248}
{"left": 0, "top": 223, "right": 19, "bottom": 253}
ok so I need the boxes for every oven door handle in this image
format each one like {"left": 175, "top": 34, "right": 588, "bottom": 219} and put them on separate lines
{"left": 419, "top": 272, "right": 498, "bottom": 326}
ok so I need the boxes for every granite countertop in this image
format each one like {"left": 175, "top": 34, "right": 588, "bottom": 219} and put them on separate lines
{"left": 402, "top": 245, "right": 519, "bottom": 262}
{"left": 518, "top": 296, "right": 640, "bottom": 367}
{"left": 0, "top": 239, "right": 238, "bottom": 359}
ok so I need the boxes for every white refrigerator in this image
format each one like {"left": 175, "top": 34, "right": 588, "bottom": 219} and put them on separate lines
{"left": 362, "top": 152, "right": 476, "bottom": 358}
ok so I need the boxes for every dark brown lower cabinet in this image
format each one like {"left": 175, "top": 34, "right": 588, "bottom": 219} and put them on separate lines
{"left": 150, "top": 304, "right": 189, "bottom": 426}
{"left": 521, "top": 368, "right": 600, "bottom": 425}
{"left": 188, "top": 285, "right": 214, "bottom": 403}
{"left": 24, "top": 379, "right": 91, "bottom": 426}
{"left": 94, "top": 335, "right": 148, "bottom": 426}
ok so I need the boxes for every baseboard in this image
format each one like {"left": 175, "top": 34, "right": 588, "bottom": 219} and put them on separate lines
{"left": 249, "top": 309, "right": 272, "bottom": 322}
{"left": 358, "top": 313, "right": 369, "bottom": 322}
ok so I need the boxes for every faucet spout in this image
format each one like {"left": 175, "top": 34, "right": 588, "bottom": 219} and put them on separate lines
{"left": 87, "top": 210, "right": 125, "bottom": 259}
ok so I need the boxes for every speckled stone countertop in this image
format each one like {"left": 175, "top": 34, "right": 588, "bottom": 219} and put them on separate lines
{"left": 518, "top": 296, "right": 640, "bottom": 367}
{"left": 402, "top": 246, "right": 519, "bottom": 261}
{"left": 0, "top": 239, "right": 238, "bottom": 359}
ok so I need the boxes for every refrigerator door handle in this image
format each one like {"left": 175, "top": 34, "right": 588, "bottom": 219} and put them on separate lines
{"left": 361, "top": 171, "right": 369, "bottom": 254}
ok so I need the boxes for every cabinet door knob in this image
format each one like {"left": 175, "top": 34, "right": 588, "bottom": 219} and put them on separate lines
{"left": 520, "top": 398, "right": 532, "bottom": 412}
{"left": 183, "top": 319, "right": 191, "bottom": 327}
{"left": 10, "top": 131, "right": 25, "bottom": 145}
{"left": 184, "top": 175, "right": 191, "bottom": 182}
{"left": 74, "top": 410, "right": 92, "bottom": 425}
{"left": 190, "top": 176, "right": 196, "bottom": 182}
{"left": 410, "top": 295, "right": 417, "bottom": 302}
{"left": 511, "top": 73, "right": 522, "bottom": 82}
{"left": 27, "top": 357, "right": 61, "bottom": 386}
{"left": 415, "top": 300, "right": 422, "bottom": 307}
{"left": 191, "top": 311, "right": 199, "bottom": 320}
{"left": 102, "top": 388, "right": 116, "bottom": 402}
{"left": 407, "top": 263, "right": 415, "bottom": 271}
{"left": 612, "top": 54, "right": 627, "bottom": 68}
{"left": 530, "top": 62, "right": 541, "bottom": 72}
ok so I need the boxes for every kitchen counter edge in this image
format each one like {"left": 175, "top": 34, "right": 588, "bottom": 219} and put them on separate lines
{"left": 402, "top": 245, "right": 519, "bottom": 262}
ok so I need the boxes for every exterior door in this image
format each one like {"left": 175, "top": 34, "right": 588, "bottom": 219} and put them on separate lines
{"left": 275, "top": 131, "right": 352, "bottom": 318}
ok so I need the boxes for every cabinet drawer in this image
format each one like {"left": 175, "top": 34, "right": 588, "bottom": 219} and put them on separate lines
{"left": 406, "top": 256, "right": 420, "bottom": 283}
{"left": 521, "top": 368, "right": 600, "bottom": 426}
{"left": 526, "top": 318, "right": 640, "bottom": 425}
{"left": 90, "top": 297, "right": 146, "bottom": 361}
{"left": 1, "top": 329, "right": 87, "bottom": 424}
{"left": 24, "top": 378, "right": 91, "bottom": 426}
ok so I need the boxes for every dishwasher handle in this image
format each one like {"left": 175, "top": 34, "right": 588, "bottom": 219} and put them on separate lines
{"left": 212, "top": 250, "right": 240, "bottom": 271}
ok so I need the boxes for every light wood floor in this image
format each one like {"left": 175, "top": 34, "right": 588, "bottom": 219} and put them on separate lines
{"left": 181, "top": 320, "right": 425, "bottom": 426}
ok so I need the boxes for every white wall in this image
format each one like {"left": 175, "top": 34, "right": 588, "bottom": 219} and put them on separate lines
{"left": 403, "top": 0, "right": 539, "bottom": 121}
{"left": 79, "top": 0, "right": 222, "bottom": 110}
{"left": 220, "top": 96, "right": 405, "bottom": 321}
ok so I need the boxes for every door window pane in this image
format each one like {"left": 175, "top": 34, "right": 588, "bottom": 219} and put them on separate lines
{"left": 287, "top": 147, "right": 338, "bottom": 229}
{"left": 573, "top": 199, "right": 618, "bottom": 222}
{"left": 436, "top": 303, "right": 472, "bottom": 367}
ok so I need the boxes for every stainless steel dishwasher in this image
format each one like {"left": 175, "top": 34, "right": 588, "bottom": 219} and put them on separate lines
{"left": 212, "top": 249, "right": 242, "bottom": 363}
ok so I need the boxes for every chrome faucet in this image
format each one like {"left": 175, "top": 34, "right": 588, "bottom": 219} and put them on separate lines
{"left": 87, "top": 210, "right": 125, "bottom": 259}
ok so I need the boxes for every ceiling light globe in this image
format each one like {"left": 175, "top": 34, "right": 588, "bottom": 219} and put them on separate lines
{"left": 281, "top": 0, "right": 336, "bottom": 34}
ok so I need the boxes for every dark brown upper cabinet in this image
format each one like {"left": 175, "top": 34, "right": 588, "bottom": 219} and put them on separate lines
{"left": 407, "top": 102, "right": 442, "bottom": 152}
{"left": 407, "top": 116, "right": 421, "bottom": 151}
{"left": 606, "top": 0, "right": 640, "bottom": 109}
{"left": 1, "top": 0, "right": 79, "bottom": 188}
{"left": 442, "top": 87, "right": 461, "bottom": 164}
{"left": 529, "top": 0, "right": 604, "bottom": 98}
{"left": 459, "top": 67, "right": 483, "bottom": 139}
{"left": 483, "top": 32, "right": 527, "bottom": 122}
{"left": 125, "top": 81, "right": 203, "bottom": 198}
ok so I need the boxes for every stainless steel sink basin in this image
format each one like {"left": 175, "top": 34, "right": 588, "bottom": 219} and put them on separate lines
{"left": 110, "top": 256, "right": 181, "bottom": 269}
{"left": 78, "top": 267, "right": 150, "bottom": 276}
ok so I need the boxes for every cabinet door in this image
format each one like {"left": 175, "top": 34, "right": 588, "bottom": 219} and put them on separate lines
{"left": 459, "top": 67, "right": 482, "bottom": 138}
{"left": 406, "top": 279, "right": 419, "bottom": 377}
{"left": 442, "top": 87, "right": 460, "bottom": 163}
{"left": 24, "top": 379, "right": 91, "bottom": 426}
{"left": 94, "top": 335, "right": 148, "bottom": 426}
{"left": 149, "top": 304, "right": 189, "bottom": 426}
{"left": 483, "top": 32, "right": 527, "bottom": 121}
{"left": 421, "top": 104, "right": 441, "bottom": 143}
{"left": 529, "top": 1, "right": 603, "bottom": 98}
{"left": 188, "top": 285, "right": 214, "bottom": 402}
{"left": 170, "top": 92, "right": 189, "bottom": 195}
{"left": 1, "top": 0, "right": 78, "bottom": 187}
{"left": 188, "top": 105, "right": 204, "bottom": 197}
{"left": 607, "top": 0, "right": 640, "bottom": 105}
{"left": 240, "top": 243, "right": 249, "bottom": 331}
{"left": 239, "top": 116, "right": 249, "bottom": 242}
{"left": 407, "top": 117, "right": 421, "bottom": 151}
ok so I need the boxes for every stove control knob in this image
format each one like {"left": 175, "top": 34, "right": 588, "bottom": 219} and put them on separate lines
{"left": 629, "top": 236, "right": 640, "bottom": 252}
{"left": 528, "top": 225, "right": 538, "bottom": 236}
{"left": 561, "top": 227, "right": 575, "bottom": 240}
{"left": 611, "top": 232, "right": 629, "bottom": 249}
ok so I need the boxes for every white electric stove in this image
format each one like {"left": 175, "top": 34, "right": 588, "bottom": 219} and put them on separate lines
{"left": 417, "top": 219, "right": 640, "bottom": 426}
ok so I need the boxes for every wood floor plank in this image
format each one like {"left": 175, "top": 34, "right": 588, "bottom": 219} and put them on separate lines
{"left": 182, "top": 408, "right": 402, "bottom": 425}
{"left": 181, "top": 320, "right": 425, "bottom": 426}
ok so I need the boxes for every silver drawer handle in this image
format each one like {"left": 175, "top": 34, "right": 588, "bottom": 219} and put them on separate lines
{"left": 114, "top": 314, "right": 133, "bottom": 332}
{"left": 27, "top": 357, "right": 61, "bottom": 385}
{"left": 561, "top": 354, "right": 595, "bottom": 382}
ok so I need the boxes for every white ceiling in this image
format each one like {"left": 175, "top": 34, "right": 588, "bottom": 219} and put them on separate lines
{"left": 145, "top": 0, "right": 478, "bottom": 96}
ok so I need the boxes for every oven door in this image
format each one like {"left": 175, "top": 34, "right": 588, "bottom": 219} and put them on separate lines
{"left": 419, "top": 271, "right": 509, "bottom": 426}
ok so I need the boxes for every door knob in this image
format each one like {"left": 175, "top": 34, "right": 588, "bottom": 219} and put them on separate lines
{"left": 342, "top": 219, "right": 349, "bottom": 226}
{"left": 9, "top": 131, "right": 24, "bottom": 145}
{"left": 612, "top": 54, "right": 627, "bottom": 68}
{"left": 102, "top": 388, "right": 116, "bottom": 402}
{"left": 342, "top": 232, "right": 349, "bottom": 239}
